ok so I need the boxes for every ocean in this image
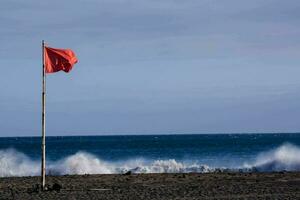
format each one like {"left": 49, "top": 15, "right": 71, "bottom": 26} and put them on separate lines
{"left": 0, "top": 134, "right": 300, "bottom": 177}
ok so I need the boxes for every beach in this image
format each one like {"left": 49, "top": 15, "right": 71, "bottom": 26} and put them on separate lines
{"left": 1, "top": 172, "right": 300, "bottom": 199}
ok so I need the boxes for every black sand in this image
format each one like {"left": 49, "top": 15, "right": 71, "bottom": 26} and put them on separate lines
{"left": 1, "top": 172, "right": 300, "bottom": 199}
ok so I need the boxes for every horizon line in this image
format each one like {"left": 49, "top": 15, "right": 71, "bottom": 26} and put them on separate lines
{"left": 1, "top": 132, "right": 300, "bottom": 138}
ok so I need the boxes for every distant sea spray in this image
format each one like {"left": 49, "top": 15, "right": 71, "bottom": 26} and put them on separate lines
{"left": 247, "top": 143, "right": 300, "bottom": 172}
{"left": 1, "top": 143, "right": 300, "bottom": 177}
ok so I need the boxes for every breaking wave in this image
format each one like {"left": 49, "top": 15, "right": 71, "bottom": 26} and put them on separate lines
{"left": 249, "top": 143, "right": 300, "bottom": 172}
{"left": 0, "top": 143, "right": 300, "bottom": 177}
{"left": 0, "top": 149, "right": 39, "bottom": 177}
{"left": 0, "top": 150, "right": 213, "bottom": 177}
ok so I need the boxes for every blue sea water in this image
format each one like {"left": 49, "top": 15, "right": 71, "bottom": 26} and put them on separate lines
{"left": 0, "top": 134, "right": 300, "bottom": 176}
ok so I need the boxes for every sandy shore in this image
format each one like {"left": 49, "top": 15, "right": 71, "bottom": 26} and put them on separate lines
{"left": 1, "top": 172, "right": 300, "bottom": 199}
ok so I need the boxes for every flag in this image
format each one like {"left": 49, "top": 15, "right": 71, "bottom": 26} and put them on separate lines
{"left": 44, "top": 46, "right": 78, "bottom": 73}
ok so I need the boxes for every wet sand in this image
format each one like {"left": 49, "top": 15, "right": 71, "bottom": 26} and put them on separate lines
{"left": 1, "top": 172, "right": 300, "bottom": 199}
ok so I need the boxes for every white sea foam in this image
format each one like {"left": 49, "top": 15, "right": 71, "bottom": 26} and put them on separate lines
{"left": 249, "top": 143, "right": 300, "bottom": 172}
{"left": 48, "top": 152, "right": 115, "bottom": 175}
{"left": 121, "top": 159, "right": 212, "bottom": 174}
{"left": 0, "top": 149, "right": 39, "bottom": 177}
{"left": 1, "top": 143, "right": 300, "bottom": 177}
{"left": 0, "top": 150, "right": 214, "bottom": 177}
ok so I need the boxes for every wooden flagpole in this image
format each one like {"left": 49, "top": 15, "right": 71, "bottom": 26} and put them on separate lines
{"left": 41, "top": 40, "right": 46, "bottom": 190}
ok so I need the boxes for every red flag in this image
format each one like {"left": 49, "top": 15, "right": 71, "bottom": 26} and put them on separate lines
{"left": 44, "top": 46, "right": 78, "bottom": 73}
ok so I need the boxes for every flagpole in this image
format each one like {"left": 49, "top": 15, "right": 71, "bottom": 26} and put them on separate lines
{"left": 41, "top": 40, "right": 46, "bottom": 190}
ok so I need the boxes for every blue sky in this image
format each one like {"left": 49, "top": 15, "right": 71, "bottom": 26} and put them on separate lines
{"left": 1, "top": 0, "right": 300, "bottom": 136}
